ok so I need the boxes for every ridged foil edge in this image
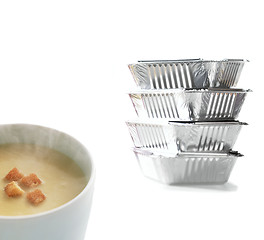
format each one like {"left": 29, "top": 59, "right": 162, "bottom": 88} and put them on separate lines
{"left": 126, "top": 120, "right": 246, "bottom": 154}
{"left": 128, "top": 59, "right": 248, "bottom": 89}
{"left": 129, "top": 89, "right": 250, "bottom": 121}
{"left": 133, "top": 148, "right": 241, "bottom": 185}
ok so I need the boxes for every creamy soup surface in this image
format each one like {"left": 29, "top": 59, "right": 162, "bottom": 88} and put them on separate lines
{"left": 0, "top": 143, "right": 87, "bottom": 216}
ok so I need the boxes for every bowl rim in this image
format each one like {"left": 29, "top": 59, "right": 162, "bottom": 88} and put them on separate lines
{"left": 0, "top": 123, "right": 95, "bottom": 220}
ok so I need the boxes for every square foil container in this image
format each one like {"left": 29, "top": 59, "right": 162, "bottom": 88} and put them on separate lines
{"left": 128, "top": 59, "right": 248, "bottom": 89}
{"left": 126, "top": 120, "right": 246, "bottom": 154}
{"left": 129, "top": 88, "right": 250, "bottom": 121}
{"left": 133, "top": 148, "right": 242, "bottom": 185}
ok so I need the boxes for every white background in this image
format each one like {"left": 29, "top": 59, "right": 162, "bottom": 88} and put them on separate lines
{"left": 0, "top": 1, "right": 263, "bottom": 239}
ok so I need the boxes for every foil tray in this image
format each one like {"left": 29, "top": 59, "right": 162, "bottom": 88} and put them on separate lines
{"left": 133, "top": 148, "right": 242, "bottom": 185}
{"left": 128, "top": 59, "right": 248, "bottom": 89}
{"left": 126, "top": 120, "right": 246, "bottom": 154}
{"left": 129, "top": 88, "right": 250, "bottom": 121}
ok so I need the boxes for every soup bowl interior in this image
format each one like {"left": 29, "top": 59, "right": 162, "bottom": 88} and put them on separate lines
{"left": 0, "top": 123, "right": 95, "bottom": 240}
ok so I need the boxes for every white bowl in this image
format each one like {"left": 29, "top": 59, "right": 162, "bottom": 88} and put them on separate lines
{"left": 0, "top": 124, "right": 95, "bottom": 240}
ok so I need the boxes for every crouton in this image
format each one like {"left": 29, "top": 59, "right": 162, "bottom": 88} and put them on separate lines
{"left": 21, "top": 173, "right": 42, "bottom": 187}
{"left": 27, "top": 189, "right": 46, "bottom": 205}
{"left": 5, "top": 167, "right": 24, "bottom": 181}
{"left": 4, "top": 181, "right": 25, "bottom": 197}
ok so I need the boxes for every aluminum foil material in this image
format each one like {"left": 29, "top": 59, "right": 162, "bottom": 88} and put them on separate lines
{"left": 128, "top": 59, "right": 248, "bottom": 89}
{"left": 129, "top": 88, "right": 250, "bottom": 121}
{"left": 126, "top": 121, "right": 246, "bottom": 154}
{"left": 133, "top": 148, "right": 242, "bottom": 185}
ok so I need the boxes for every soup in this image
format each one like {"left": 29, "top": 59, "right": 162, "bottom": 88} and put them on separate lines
{"left": 0, "top": 143, "right": 87, "bottom": 216}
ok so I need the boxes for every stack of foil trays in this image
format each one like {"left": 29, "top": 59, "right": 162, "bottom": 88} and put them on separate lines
{"left": 126, "top": 59, "right": 250, "bottom": 185}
